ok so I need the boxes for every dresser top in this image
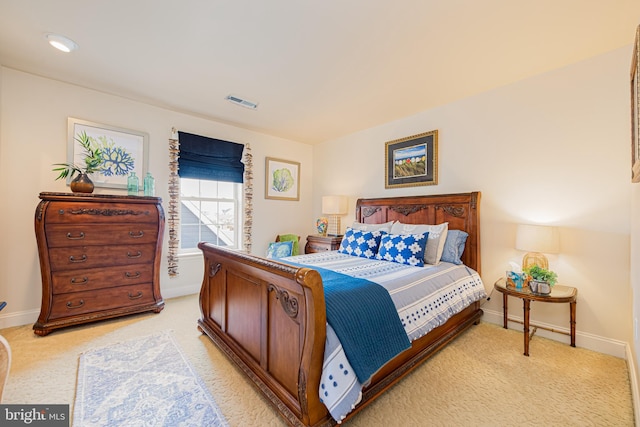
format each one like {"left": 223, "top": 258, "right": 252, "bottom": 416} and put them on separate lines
{"left": 39, "top": 192, "right": 162, "bottom": 203}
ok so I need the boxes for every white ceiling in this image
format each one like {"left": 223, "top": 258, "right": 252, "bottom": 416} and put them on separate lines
{"left": 0, "top": 1, "right": 638, "bottom": 144}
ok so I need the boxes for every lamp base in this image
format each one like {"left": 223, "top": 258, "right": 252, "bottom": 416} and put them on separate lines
{"left": 327, "top": 215, "right": 341, "bottom": 236}
{"left": 522, "top": 252, "right": 549, "bottom": 270}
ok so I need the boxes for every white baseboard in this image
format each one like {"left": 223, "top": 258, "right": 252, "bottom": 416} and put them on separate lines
{"left": 625, "top": 343, "right": 640, "bottom": 427}
{"left": 482, "top": 308, "right": 628, "bottom": 358}
{"left": 162, "top": 284, "right": 201, "bottom": 300}
{"left": 0, "top": 286, "right": 201, "bottom": 331}
{"left": 0, "top": 297, "right": 632, "bottom": 359}
{"left": 0, "top": 309, "right": 40, "bottom": 330}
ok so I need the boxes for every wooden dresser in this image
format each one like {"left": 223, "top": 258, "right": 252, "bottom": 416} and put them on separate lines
{"left": 34, "top": 192, "right": 165, "bottom": 336}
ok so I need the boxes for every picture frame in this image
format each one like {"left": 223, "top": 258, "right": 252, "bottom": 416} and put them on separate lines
{"left": 632, "top": 25, "right": 640, "bottom": 183}
{"left": 265, "top": 157, "right": 300, "bottom": 201}
{"left": 67, "top": 117, "right": 149, "bottom": 189}
{"left": 385, "top": 130, "right": 438, "bottom": 188}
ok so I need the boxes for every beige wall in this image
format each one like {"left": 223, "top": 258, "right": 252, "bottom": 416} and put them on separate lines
{"left": 313, "top": 46, "right": 632, "bottom": 357}
{"left": 0, "top": 46, "right": 635, "bottom": 360}
{"left": 0, "top": 67, "right": 313, "bottom": 327}
{"left": 631, "top": 185, "right": 640, "bottom": 402}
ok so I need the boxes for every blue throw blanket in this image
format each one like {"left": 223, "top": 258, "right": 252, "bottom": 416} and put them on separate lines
{"left": 286, "top": 262, "right": 411, "bottom": 383}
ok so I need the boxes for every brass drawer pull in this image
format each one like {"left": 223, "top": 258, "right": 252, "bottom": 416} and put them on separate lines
{"left": 125, "top": 271, "right": 141, "bottom": 279}
{"left": 71, "top": 276, "right": 89, "bottom": 285}
{"left": 129, "top": 231, "right": 144, "bottom": 238}
{"left": 69, "top": 254, "right": 87, "bottom": 263}
{"left": 128, "top": 291, "right": 143, "bottom": 300}
{"left": 66, "top": 300, "right": 85, "bottom": 309}
{"left": 66, "top": 232, "right": 85, "bottom": 240}
{"left": 127, "top": 251, "right": 142, "bottom": 259}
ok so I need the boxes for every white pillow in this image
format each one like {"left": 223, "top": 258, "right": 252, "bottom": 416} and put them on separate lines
{"left": 351, "top": 221, "right": 395, "bottom": 233}
{"left": 390, "top": 222, "right": 448, "bottom": 265}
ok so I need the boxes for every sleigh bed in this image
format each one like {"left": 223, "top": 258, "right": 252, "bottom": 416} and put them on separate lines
{"left": 198, "top": 192, "right": 484, "bottom": 426}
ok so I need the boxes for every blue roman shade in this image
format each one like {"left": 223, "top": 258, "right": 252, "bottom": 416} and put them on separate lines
{"left": 178, "top": 131, "right": 244, "bottom": 183}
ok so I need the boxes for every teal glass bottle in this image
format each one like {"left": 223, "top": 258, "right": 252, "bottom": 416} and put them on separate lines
{"left": 143, "top": 172, "right": 155, "bottom": 196}
{"left": 127, "top": 172, "right": 139, "bottom": 195}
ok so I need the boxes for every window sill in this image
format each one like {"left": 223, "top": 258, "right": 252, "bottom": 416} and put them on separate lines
{"left": 178, "top": 251, "right": 203, "bottom": 259}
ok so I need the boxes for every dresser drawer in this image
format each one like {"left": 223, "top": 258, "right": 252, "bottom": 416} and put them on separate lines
{"left": 49, "top": 283, "right": 156, "bottom": 319}
{"left": 304, "top": 235, "right": 343, "bottom": 254}
{"left": 305, "top": 242, "right": 331, "bottom": 253}
{"left": 51, "top": 263, "right": 153, "bottom": 294}
{"left": 44, "top": 201, "right": 159, "bottom": 225}
{"left": 46, "top": 224, "right": 159, "bottom": 247}
{"left": 49, "top": 244, "right": 156, "bottom": 271}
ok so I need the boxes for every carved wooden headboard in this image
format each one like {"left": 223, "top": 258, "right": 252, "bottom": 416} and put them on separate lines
{"left": 355, "top": 192, "right": 481, "bottom": 274}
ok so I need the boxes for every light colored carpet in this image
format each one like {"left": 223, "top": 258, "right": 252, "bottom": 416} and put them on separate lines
{"left": 74, "top": 330, "right": 228, "bottom": 427}
{"left": 0, "top": 294, "right": 634, "bottom": 426}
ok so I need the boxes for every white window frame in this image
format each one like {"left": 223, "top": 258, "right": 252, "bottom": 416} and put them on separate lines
{"left": 179, "top": 178, "right": 242, "bottom": 254}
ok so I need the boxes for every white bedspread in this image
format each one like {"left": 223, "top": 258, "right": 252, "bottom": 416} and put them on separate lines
{"left": 283, "top": 251, "right": 487, "bottom": 422}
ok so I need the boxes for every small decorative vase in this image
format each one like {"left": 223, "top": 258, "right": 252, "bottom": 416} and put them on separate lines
{"left": 127, "top": 172, "right": 139, "bottom": 196}
{"left": 316, "top": 217, "right": 328, "bottom": 236}
{"left": 70, "top": 173, "right": 94, "bottom": 193}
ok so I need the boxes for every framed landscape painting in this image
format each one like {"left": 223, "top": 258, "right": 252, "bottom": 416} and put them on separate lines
{"left": 265, "top": 157, "right": 300, "bottom": 201}
{"left": 385, "top": 130, "right": 438, "bottom": 188}
{"left": 67, "top": 117, "right": 149, "bottom": 189}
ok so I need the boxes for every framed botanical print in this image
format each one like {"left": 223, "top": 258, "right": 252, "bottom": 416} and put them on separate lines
{"left": 67, "top": 117, "right": 149, "bottom": 189}
{"left": 265, "top": 157, "right": 300, "bottom": 201}
{"left": 385, "top": 130, "right": 438, "bottom": 188}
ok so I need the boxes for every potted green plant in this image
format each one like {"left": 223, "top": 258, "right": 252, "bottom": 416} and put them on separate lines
{"left": 523, "top": 265, "right": 558, "bottom": 294}
{"left": 52, "top": 131, "right": 104, "bottom": 193}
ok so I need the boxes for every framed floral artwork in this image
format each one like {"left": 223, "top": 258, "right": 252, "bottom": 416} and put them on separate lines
{"left": 67, "top": 117, "right": 149, "bottom": 189}
{"left": 265, "top": 157, "right": 300, "bottom": 201}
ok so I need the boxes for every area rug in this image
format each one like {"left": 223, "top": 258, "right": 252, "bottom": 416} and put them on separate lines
{"left": 73, "top": 330, "right": 228, "bottom": 427}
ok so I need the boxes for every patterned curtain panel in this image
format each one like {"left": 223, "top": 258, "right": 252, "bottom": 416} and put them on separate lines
{"left": 167, "top": 131, "right": 253, "bottom": 276}
{"left": 242, "top": 144, "right": 253, "bottom": 253}
{"left": 167, "top": 133, "right": 180, "bottom": 276}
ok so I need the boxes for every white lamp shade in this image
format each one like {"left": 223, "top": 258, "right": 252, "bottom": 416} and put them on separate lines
{"left": 322, "top": 196, "right": 347, "bottom": 215}
{"left": 515, "top": 224, "right": 560, "bottom": 254}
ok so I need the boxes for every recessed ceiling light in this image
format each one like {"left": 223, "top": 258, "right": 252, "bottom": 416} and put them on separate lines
{"left": 45, "top": 33, "right": 78, "bottom": 53}
{"left": 226, "top": 95, "right": 258, "bottom": 109}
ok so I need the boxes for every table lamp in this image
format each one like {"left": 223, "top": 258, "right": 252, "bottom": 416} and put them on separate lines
{"left": 322, "top": 195, "right": 347, "bottom": 236}
{"left": 515, "top": 224, "right": 560, "bottom": 270}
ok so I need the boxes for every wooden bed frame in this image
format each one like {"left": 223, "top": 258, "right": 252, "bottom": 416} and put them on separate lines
{"left": 198, "top": 192, "right": 482, "bottom": 426}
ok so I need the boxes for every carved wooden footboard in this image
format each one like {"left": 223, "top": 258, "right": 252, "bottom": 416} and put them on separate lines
{"left": 198, "top": 192, "right": 483, "bottom": 427}
{"left": 198, "top": 243, "right": 330, "bottom": 426}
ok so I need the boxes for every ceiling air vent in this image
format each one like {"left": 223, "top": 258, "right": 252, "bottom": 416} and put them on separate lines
{"left": 225, "top": 95, "right": 258, "bottom": 109}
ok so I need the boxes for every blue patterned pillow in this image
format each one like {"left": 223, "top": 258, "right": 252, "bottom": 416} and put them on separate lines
{"left": 440, "top": 230, "right": 468, "bottom": 265}
{"left": 338, "top": 227, "right": 385, "bottom": 259}
{"left": 376, "top": 233, "right": 429, "bottom": 267}
{"left": 266, "top": 241, "right": 293, "bottom": 258}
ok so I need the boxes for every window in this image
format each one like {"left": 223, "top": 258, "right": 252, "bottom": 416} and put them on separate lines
{"left": 180, "top": 178, "right": 242, "bottom": 253}
{"left": 170, "top": 131, "right": 246, "bottom": 260}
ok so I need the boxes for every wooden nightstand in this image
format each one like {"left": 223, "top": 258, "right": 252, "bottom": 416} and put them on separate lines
{"left": 304, "top": 235, "right": 342, "bottom": 254}
{"left": 494, "top": 277, "right": 577, "bottom": 356}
